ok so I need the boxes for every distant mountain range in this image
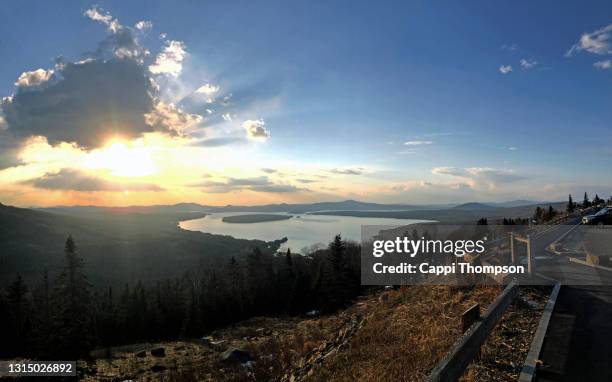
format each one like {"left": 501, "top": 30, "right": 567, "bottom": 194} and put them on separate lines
{"left": 39, "top": 199, "right": 555, "bottom": 216}
{"left": 450, "top": 200, "right": 549, "bottom": 210}
{"left": 1, "top": 198, "right": 566, "bottom": 287}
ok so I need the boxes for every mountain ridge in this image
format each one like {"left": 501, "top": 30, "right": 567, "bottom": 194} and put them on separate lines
{"left": 36, "top": 199, "right": 559, "bottom": 216}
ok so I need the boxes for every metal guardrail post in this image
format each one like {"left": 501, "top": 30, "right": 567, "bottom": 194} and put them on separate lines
{"left": 527, "top": 235, "right": 534, "bottom": 276}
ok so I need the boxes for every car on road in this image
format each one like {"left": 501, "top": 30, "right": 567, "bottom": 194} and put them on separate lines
{"left": 582, "top": 207, "right": 612, "bottom": 225}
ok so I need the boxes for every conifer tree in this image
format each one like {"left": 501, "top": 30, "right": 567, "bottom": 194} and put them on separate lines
{"left": 593, "top": 194, "right": 601, "bottom": 206}
{"left": 6, "top": 274, "right": 30, "bottom": 355}
{"left": 583, "top": 192, "right": 591, "bottom": 208}
{"left": 567, "top": 194, "right": 574, "bottom": 213}
{"left": 51, "top": 236, "right": 94, "bottom": 358}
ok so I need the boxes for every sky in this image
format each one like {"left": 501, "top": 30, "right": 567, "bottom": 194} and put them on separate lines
{"left": 0, "top": 1, "right": 611, "bottom": 207}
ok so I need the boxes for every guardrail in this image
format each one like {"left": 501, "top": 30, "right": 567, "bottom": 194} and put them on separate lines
{"left": 519, "top": 282, "right": 561, "bottom": 382}
{"left": 568, "top": 257, "right": 612, "bottom": 272}
{"left": 426, "top": 280, "right": 519, "bottom": 382}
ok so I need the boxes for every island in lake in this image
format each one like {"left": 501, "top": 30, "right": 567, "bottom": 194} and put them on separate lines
{"left": 221, "top": 214, "right": 293, "bottom": 223}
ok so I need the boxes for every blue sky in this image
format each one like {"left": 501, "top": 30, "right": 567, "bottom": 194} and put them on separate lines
{"left": 0, "top": 1, "right": 611, "bottom": 206}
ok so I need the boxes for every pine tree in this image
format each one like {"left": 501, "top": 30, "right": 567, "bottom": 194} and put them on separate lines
{"left": 328, "top": 234, "right": 346, "bottom": 273}
{"left": 567, "top": 194, "right": 574, "bottom": 213}
{"left": 0, "top": 293, "right": 10, "bottom": 357}
{"left": 183, "top": 280, "right": 200, "bottom": 337}
{"left": 285, "top": 248, "right": 293, "bottom": 269}
{"left": 246, "top": 247, "right": 264, "bottom": 311}
{"left": 6, "top": 274, "right": 30, "bottom": 355}
{"left": 227, "top": 256, "right": 245, "bottom": 317}
{"left": 534, "top": 206, "right": 544, "bottom": 223}
{"left": 31, "top": 269, "right": 52, "bottom": 356}
{"left": 319, "top": 234, "right": 351, "bottom": 311}
{"left": 51, "top": 236, "right": 94, "bottom": 358}
{"left": 547, "top": 205, "right": 556, "bottom": 221}
{"left": 583, "top": 192, "right": 591, "bottom": 208}
{"left": 593, "top": 194, "right": 601, "bottom": 206}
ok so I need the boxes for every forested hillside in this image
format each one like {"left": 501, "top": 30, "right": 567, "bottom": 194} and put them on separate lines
{"left": 0, "top": 229, "right": 364, "bottom": 360}
{"left": 0, "top": 203, "right": 276, "bottom": 287}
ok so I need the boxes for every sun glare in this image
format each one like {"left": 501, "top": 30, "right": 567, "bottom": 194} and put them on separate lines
{"left": 84, "top": 140, "right": 157, "bottom": 177}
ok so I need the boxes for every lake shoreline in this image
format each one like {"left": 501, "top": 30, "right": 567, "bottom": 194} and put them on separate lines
{"left": 179, "top": 211, "right": 429, "bottom": 253}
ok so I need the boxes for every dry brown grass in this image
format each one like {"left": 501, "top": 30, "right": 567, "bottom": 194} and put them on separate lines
{"left": 306, "top": 285, "right": 502, "bottom": 382}
{"left": 81, "top": 286, "right": 505, "bottom": 381}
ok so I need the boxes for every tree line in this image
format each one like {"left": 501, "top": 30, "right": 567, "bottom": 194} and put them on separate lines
{"left": 567, "top": 192, "right": 609, "bottom": 213}
{"left": 0, "top": 234, "right": 362, "bottom": 359}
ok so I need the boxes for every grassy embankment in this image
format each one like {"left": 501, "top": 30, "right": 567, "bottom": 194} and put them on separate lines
{"left": 81, "top": 285, "right": 509, "bottom": 381}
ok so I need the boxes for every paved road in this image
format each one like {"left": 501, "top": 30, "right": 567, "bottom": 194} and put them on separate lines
{"left": 536, "top": 284, "right": 612, "bottom": 381}
{"left": 530, "top": 221, "right": 612, "bottom": 381}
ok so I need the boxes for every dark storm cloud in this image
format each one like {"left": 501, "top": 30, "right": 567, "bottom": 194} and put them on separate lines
{"left": 2, "top": 59, "right": 156, "bottom": 148}
{"left": 22, "top": 168, "right": 164, "bottom": 192}
{"left": 0, "top": 6, "right": 201, "bottom": 165}
{"left": 0, "top": 134, "right": 24, "bottom": 169}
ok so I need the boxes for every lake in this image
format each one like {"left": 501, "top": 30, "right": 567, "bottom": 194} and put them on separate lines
{"left": 179, "top": 212, "right": 428, "bottom": 253}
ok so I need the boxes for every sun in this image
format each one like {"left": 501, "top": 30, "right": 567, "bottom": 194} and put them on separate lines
{"left": 84, "top": 139, "right": 157, "bottom": 177}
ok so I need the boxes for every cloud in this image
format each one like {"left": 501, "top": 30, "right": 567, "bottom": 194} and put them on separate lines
{"left": 501, "top": 43, "right": 518, "bottom": 51}
{"left": 149, "top": 40, "right": 187, "bottom": 76}
{"left": 404, "top": 140, "right": 433, "bottom": 146}
{"left": 566, "top": 24, "right": 612, "bottom": 56}
{"left": 181, "top": 75, "right": 282, "bottom": 125}
{"left": 243, "top": 119, "right": 270, "bottom": 140}
{"left": 2, "top": 59, "right": 157, "bottom": 148}
{"left": 0, "top": 8, "right": 201, "bottom": 157}
{"left": 14, "top": 69, "right": 55, "bottom": 88}
{"left": 295, "top": 178, "right": 317, "bottom": 184}
{"left": 431, "top": 167, "right": 468, "bottom": 177}
{"left": 261, "top": 168, "right": 277, "bottom": 173}
{"left": 384, "top": 181, "right": 473, "bottom": 197}
{"left": 144, "top": 101, "right": 202, "bottom": 134}
{"left": 0, "top": 135, "right": 24, "bottom": 169}
{"left": 432, "top": 166, "right": 526, "bottom": 189}
{"left": 84, "top": 6, "right": 118, "bottom": 32}
{"left": 508, "top": 146, "right": 518, "bottom": 151}
{"left": 594, "top": 60, "right": 612, "bottom": 70}
{"left": 22, "top": 168, "right": 164, "bottom": 192}
{"left": 499, "top": 65, "right": 513, "bottom": 74}
{"left": 134, "top": 21, "right": 152, "bottom": 31}
{"left": 330, "top": 168, "right": 363, "bottom": 175}
{"left": 85, "top": 6, "right": 148, "bottom": 62}
{"left": 465, "top": 167, "right": 525, "bottom": 183}
{"left": 519, "top": 58, "right": 537, "bottom": 69}
{"left": 248, "top": 184, "right": 301, "bottom": 193}
{"left": 196, "top": 83, "right": 220, "bottom": 95}
{"left": 193, "top": 176, "right": 302, "bottom": 193}
{"left": 189, "top": 137, "right": 245, "bottom": 147}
